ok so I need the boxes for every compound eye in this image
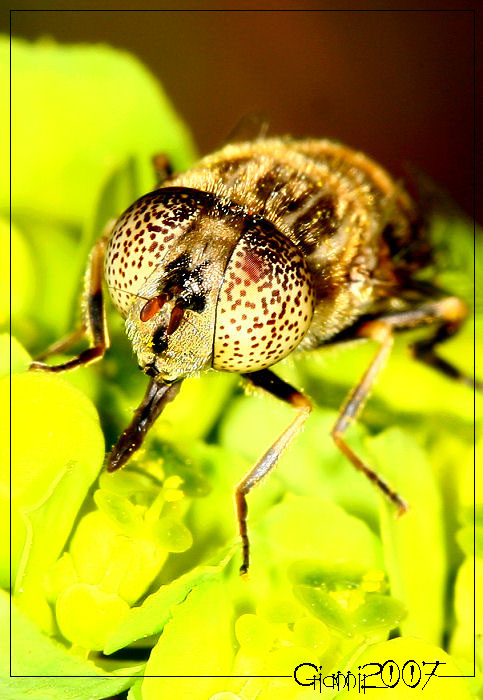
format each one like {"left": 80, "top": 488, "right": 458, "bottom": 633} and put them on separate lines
{"left": 213, "top": 226, "right": 314, "bottom": 372}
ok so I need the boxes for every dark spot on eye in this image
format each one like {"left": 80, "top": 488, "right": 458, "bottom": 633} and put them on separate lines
{"left": 152, "top": 327, "right": 168, "bottom": 354}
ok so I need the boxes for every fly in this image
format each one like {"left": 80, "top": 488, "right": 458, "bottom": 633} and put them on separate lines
{"left": 30, "top": 136, "right": 481, "bottom": 573}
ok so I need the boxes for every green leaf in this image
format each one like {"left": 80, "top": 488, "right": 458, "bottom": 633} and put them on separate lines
{"left": 56, "top": 584, "right": 130, "bottom": 651}
{"left": 17, "top": 217, "right": 84, "bottom": 340}
{"left": 67, "top": 509, "right": 168, "bottom": 607}
{"left": 367, "top": 428, "right": 446, "bottom": 645}
{"left": 0, "top": 335, "right": 31, "bottom": 377}
{"left": 142, "top": 580, "right": 235, "bottom": 700}
{"left": 127, "top": 679, "right": 143, "bottom": 700}
{"left": 351, "top": 594, "right": 406, "bottom": 634}
{"left": 7, "top": 37, "right": 196, "bottom": 225}
{"left": 339, "top": 636, "right": 473, "bottom": 699}
{"left": 289, "top": 560, "right": 374, "bottom": 589}
{"left": 450, "top": 556, "right": 483, "bottom": 664}
{"left": 456, "top": 525, "right": 483, "bottom": 558}
{"left": 2, "top": 219, "right": 35, "bottom": 330}
{"left": 260, "top": 495, "right": 383, "bottom": 570}
{"left": 3, "top": 591, "right": 139, "bottom": 699}
{"left": 104, "top": 562, "right": 226, "bottom": 654}
{"left": 294, "top": 585, "right": 352, "bottom": 634}
{"left": 291, "top": 562, "right": 405, "bottom": 637}
{"left": 6, "top": 371, "right": 104, "bottom": 627}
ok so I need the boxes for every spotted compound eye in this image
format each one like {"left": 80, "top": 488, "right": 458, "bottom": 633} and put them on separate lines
{"left": 213, "top": 224, "right": 315, "bottom": 372}
{"left": 104, "top": 188, "right": 209, "bottom": 318}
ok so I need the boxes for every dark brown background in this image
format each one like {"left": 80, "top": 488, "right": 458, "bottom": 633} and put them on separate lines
{"left": 7, "top": 8, "right": 477, "bottom": 219}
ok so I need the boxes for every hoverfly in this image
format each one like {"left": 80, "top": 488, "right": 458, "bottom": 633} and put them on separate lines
{"left": 31, "top": 135, "right": 480, "bottom": 573}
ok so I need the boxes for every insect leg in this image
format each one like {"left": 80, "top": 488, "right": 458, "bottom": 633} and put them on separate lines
{"left": 408, "top": 297, "right": 482, "bottom": 391}
{"left": 330, "top": 294, "right": 479, "bottom": 513}
{"left": 236, "top": 369, "right": 312, "bottom": 574}
{"left": 350, "top": 296, "right": 480, "bottom": 389}
{"left": 152, "top": 153, "right": 173, "bottom": 185}
{"left": 330, "top": 321, "right": 409, "bottom": 514}
{"left": 107, "top": 378, "right": 182, "bottom": 472}
{"left": 34, "top": 327, "right": 86, "bottom": 361}
{"left": 30, "top": 234, "right": 110, "bottom": 373}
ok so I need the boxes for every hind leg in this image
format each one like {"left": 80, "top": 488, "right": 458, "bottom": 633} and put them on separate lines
{"left": 407, "top": 296, "right": 481, "bottom": 391}
{"left": 324, "top": 295, "right": 479, "bottom": 514}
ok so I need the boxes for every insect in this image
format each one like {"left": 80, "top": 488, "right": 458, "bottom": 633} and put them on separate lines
{"left": 30, "top": 136, "right": 480, "bottom": 573}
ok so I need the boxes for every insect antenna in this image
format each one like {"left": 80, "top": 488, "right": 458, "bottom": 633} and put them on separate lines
{"left": 107, "top": 284, "right": 151, "bottom": 301}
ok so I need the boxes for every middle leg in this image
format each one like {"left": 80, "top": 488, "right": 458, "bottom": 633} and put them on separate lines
{"left": 330, "top": 320, "right": 409, "bottom": 515}
{"left": 236, "top": 369, "right": 312, "bottom": 574}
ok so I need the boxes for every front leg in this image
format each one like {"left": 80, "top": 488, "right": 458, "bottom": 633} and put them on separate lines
{"left": 236, "top": 370, "right": 312, "bottom": 574}
{"left": 330, "top": 320, "right": 409, "bottom": 514}
{"left": 30, "top": 228, "right": 112, "bottom": 373}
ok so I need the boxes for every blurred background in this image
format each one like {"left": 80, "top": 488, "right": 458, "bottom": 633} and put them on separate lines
{"left": 6, "top": 8, "right": 476, "bottom": 218}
